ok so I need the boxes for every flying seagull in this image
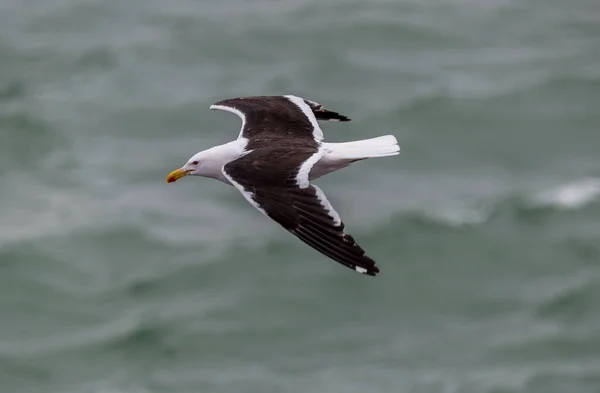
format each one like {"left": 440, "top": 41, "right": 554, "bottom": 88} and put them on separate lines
{"left": 166, "top": 95, "right": 399, "bottom": 276}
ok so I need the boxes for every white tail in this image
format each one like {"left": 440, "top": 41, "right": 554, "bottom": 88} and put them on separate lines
{"left": 324, "top": 135, "right": 400, "bottom": 161}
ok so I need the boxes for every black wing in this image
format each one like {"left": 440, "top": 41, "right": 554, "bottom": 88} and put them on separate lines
{"left": 209, "top": 95, "right": 350, "bottom": 148}
{"left": 222, "top": 146, "right": 379, "bottom": 276}
{"left": 210, "top": 95, "right": 323, "bottom": 146}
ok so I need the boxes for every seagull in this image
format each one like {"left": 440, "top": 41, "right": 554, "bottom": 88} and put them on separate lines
{"left": 166, "top": 95, "right": 399, "bottom": 276}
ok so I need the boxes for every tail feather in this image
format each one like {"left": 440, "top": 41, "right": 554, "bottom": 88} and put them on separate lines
{"left": 326, "top": 135, "right": 400, "bottom": 160}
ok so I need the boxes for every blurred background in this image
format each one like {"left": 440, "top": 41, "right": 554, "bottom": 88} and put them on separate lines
{"left": 1, "top": 0, "right": 599, "bottom": 392}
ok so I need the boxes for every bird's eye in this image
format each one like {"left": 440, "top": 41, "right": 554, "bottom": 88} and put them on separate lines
{"left": 191, "top": 161, "right": 199, "bottom": 165}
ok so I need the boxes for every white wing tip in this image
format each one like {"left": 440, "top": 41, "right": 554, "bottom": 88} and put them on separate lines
{"left": 355, "top": 266, "right": 368, "bottom": 274}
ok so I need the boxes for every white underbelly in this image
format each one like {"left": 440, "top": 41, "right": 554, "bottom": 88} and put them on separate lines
{"left": 309, "top": 147, "right": 356, "bottom": 180}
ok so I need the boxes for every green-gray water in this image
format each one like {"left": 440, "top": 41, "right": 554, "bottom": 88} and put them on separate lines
{"left": 1, "top": 1, "right": 600, "bottom": 392}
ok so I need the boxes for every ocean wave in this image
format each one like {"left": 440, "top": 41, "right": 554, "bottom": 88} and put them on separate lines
{"left": 525, "top": 178, "right": 600, "bottom": 211}
{"left": 382, "top": 177, "right": 600, "bottom": 231}
{"left": 419, "top": 203, "right": 494, "bottom": 228}
{"left": 0, "top": 80, "right": 26, "bottom": 102}
{"left": 0, "top": 310, "right": 145, "bottom": 359}
{"left": 0, "top": 111, "right": 68, "bottom": 175}
{"left": 393, "top": 67, "right": 600, "bottom": 113}
{"left": 527, "top": 269, "right": 597, "bottom": 320}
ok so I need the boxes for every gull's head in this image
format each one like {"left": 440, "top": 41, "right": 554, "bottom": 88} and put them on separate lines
{"left": 166, "top": 142, "right": 239, "bottom": 184}
{"left": 166, "top": 152, "right": 205, "bottom": 183}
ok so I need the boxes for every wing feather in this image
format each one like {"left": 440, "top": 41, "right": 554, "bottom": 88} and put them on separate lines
{"left": 209, "top": 95, "right": 349, "bottom": 147}
{"left": 222, "top": 147, "right": 379, "bottom": 276}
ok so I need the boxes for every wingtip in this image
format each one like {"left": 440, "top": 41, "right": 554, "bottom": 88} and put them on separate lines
{"left": 355, "top": 264, "right": 380, "bottom": 276}
{"left": 317, "top": 112, "right": 352, "bottom": 122}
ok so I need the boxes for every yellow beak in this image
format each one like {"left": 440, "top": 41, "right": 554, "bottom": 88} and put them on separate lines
{"left": 166, "top": 168, "right": 190, "bottom": 183}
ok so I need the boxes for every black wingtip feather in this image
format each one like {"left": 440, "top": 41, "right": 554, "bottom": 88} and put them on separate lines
{"left": 316, "top": 111, "right": 352, "bottom": 122}
{"left": 303, "top": 99, "right": 352, "bottom": 122}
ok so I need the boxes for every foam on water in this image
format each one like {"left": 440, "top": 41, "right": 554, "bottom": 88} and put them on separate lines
{"left": 528, "top": 178, "right": 600, "bottom": 210}
{"left": 423, "top": 203, "right": 494, "bottom": 227}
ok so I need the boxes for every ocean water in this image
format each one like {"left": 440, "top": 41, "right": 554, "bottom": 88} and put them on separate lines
{"left": 1, "top": 0, "right": 600, "bottom": 392}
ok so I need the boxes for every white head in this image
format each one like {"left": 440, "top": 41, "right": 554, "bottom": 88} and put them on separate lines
{"left": 166, "top": 152, "right": 205, "bottom": 183}
{"left": 166, "top": 142, "right": 242, "bottom": 184}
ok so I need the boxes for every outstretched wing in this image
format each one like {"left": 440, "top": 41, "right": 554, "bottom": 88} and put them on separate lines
{"left": 210, "top": 95, "right": 323, "bottom": 145}
{"left": 209, "top": 95, "right": 350, "bottom": 148}
{"left": 221, "top": 145, "right": 379, "bottom": 276}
